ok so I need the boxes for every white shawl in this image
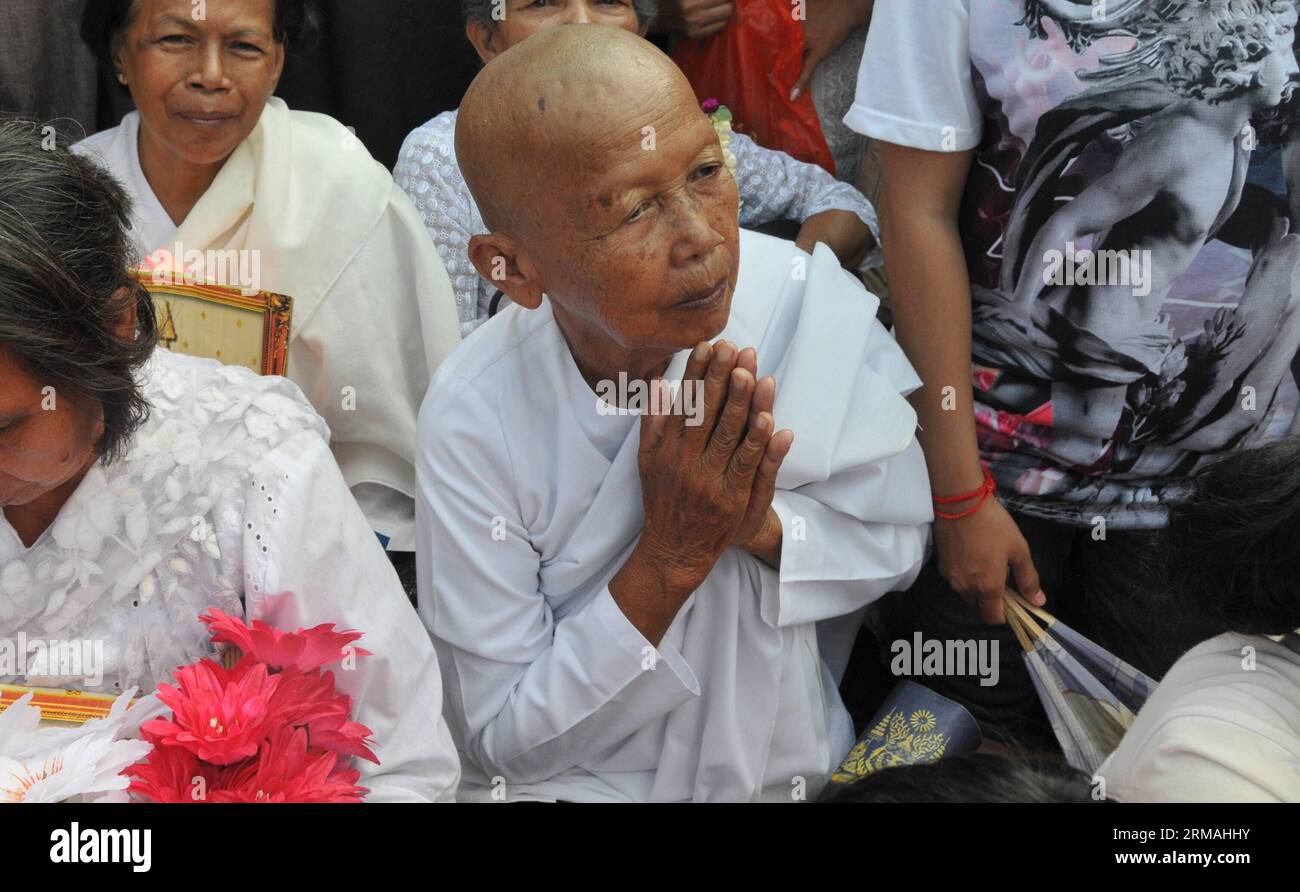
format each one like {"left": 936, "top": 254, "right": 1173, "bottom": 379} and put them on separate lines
{"left": 77, "top": 98, "right": 462, "bottom": 550}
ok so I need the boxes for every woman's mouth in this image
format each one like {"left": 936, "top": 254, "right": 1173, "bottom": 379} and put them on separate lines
{"left": 175, "top": 112, "right": 237, "bottom": 128}
{"left": 675, "top": 277, "right": 728, "bottom": 311}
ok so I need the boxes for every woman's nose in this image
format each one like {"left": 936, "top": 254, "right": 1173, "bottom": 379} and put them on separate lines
{"left": 190, "top": 45, "right": 227, "bottom": 90}
{"left": 668, "top": 196, "right": 724, "bottom": 266}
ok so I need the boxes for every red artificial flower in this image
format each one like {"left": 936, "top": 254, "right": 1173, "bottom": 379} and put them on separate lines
{"left": 209, "top": 726, "right": 368, "bottom": 803}
{"left": 268, "top": 669, "right": 378, "bottom": 764}
{"left": 142, "top": 659, "right": 282, "bottom": 766}
{"left": 127, "top": 744, "right": 226, "bottom": 803}
{"left": 201, "top": 609, "right": 371, "bottom": 673}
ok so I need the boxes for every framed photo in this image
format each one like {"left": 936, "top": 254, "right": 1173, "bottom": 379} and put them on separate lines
{"left": 0, "top": 684, "right": 123, "bottom": 726}
{"left": 131, "top": 271, "right": 293, "bottom": 376}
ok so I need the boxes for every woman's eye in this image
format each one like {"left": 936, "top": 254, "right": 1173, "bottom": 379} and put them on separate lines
{"left": 693, "top": 164, "right": 722, "bottom": 181}
{"left": 158, "top": 34, "right": 192, "bottom": 46}
{"left": 626, "top": 202, "right": 653, "bottom": 224}
{"left": 231, "top": 42, "right": 264, "bottom": 54}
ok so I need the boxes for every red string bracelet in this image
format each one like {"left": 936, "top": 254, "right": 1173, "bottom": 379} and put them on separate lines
{"left": 933, "top": 468, "right": 997, "bottom": 521}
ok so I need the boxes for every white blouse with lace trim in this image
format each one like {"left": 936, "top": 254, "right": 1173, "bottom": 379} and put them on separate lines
{"left": 394, "top": 109, "right": 881, "bottom": 336}
{"left": 0, "top": 349, "right": 460, "bottom": 801}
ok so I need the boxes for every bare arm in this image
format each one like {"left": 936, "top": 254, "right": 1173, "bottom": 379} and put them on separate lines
{"left": 879, "top": 143, "right": 1044, "bottom": 623}
{"left": 879, "top": 144, "right": 983, "bottom": 501}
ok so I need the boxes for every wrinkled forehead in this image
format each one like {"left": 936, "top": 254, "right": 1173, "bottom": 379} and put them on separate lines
{"left": 533, "top": 80, "right": 718, "bottom": 213}
{"left": 126, "top": 0, "right": 276, "bottom": 34}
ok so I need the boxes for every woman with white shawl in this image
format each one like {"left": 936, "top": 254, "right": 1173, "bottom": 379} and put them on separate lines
{"left": 72, "top": 0, "right": 461, "bottom": 557}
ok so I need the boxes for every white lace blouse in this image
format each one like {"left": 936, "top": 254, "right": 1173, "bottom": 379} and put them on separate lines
{"left": 394, "top": 109, "right": 881, "bottom": 336}
{"left": 0, "top": 349, "right": 460, "bottom": 801}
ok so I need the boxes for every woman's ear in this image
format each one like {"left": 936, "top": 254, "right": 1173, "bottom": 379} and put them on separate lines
{"left": 112, "top": 286, "right": 140, "bottom": 341}
{"left": 469, "top": 233, "right": 545, "bottom": 310}
{"left": 111, "top": 32, "right": 130, "bottom": 86}
{"left": 466, "top": 19, "right": 500, "bottom": 63}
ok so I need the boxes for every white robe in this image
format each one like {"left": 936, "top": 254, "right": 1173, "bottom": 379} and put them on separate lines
{"left": 0, "top": 349, "right": 460, "bottom": 802}
{"left": 73, "top": 99, "right": 462, "bottom": 552}
{"left": 416, "top": 230, "right": 932, "bottom": 802}
{"left": 1098, "top": 631, "right": 1300, "bottom": 802}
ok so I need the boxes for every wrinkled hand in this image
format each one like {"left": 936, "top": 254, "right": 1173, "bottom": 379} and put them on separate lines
{"left": 667, "top": 0, "right": 737, "bottom": 40}
{"left": 932, "top": 498, "right": 1045, "bottom": 625}
{"left": 796, "top": 209, "right": 876, "bottom": 269}
{"left": 791, "top": 0, "right": 876, "bottom": 101}
{"left": 637, "top": 341, "right": 791, "bottom": 587}
{"left": 727, "top": 347, "right": 791, "bottom": 551}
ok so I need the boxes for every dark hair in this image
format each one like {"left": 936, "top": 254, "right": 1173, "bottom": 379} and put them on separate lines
{"left": 460, "top": 0, "right": 659, "bottom": 28}
{"left": 1164, "top": 438, "right": 1300, "bottom": 636}
{"left": 80, "top": 0, "right": 318, "bottom": 72}
{"left": 818, "top": 753, "right": 1097, "bottom": 803}
{"left": 0, "top": 120, "right": 157, "bottom": 462}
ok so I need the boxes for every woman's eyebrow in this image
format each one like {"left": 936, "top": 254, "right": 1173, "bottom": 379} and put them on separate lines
{"left": 154, "top": 14, "right": 199, "bottom": 30}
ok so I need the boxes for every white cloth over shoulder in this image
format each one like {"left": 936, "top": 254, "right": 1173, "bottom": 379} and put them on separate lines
{"left": 416, "top": 229, "right": 931, "bottom": 802}
{"left": 1098, "top": 632, "right": 1300, "bottom": 802}
{"left": 394, "top": 109, "right": 880, "bottom": 337}
{"left": 74, "top": 99, "right": 462, "bottom": 551}
{"left": 0, "top": 349, "right": 460, "bottom": 802}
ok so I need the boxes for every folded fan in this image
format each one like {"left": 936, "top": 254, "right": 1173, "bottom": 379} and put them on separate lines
{"left": 1002, "top": 590, "right": 1156, "bottom": 774}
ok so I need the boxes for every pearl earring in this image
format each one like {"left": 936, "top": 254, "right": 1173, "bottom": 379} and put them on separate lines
{"left": 116, "top": 72, "right": 127, "bottom": 84}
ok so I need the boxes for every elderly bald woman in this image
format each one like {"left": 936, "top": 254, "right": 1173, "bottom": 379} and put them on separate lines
{"left": 0, "top": 121, "right": 459, "bottom": 801}
{"left": 73, "top": 0, "right": 461, "bottom": 558}
{"left": 395, "top": 0, "right": 881, "bottom": 336}
{"left": 415, "top": 26, "right": 932, "bottom": 803}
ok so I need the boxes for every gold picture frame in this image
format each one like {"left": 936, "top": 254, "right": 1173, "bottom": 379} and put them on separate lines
{"left": 132, "top": 270, "right": 293, "bottom": 376}
{"left": 0, "top": 684, "right": 124, "bottom": 726}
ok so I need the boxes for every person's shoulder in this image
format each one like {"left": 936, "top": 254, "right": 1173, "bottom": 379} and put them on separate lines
{"left": 733, "top": 228, "right": 799, "bottom": 315}
{"left": 421, "top": 305, "right": 561, "bottom": 420}
{"left": 401, "top": 108, "right": 459, "bottom": 153}
{"left": 1165, "top": 632, "right": 1298, "bottom": 678}
{"left": 1130, "top": 632, "right": 1300, "bottom": 744}
{"left": 71, "top": 117, "right": 131, "bottom": 166}
{"left": 144, "top": 349, "right": 329, "bottom": 446}
{"left": 276, "top": 102, "right": 389, "bottom": 182}
{"left": 71, "top": 125, "right": 116, "bottom": 155}
{"left": 394, "top": 109, "right": 467, "bottom": 201}
{"left": 732, "top": 228, "right": 879, "bottom": 332}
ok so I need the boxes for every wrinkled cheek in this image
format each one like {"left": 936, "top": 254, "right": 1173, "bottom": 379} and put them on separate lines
{"left": 589, "top": 257, "right": 666, "bottom": 345}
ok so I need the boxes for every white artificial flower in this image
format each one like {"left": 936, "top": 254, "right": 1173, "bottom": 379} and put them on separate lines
{"left": 0, "top": 690, "right": 164, "bottom": 803}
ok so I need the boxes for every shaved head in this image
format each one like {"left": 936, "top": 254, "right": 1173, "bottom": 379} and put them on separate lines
{"left": 457, "top": 25, "right": 692, "bottom": 235}
{"left": 456, "top": 24, "right": 740, "bottom": 393}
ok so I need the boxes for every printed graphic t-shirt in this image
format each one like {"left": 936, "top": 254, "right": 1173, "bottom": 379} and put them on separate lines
{"left": 848, "top": 0, "right": 1300, "bottom": 528}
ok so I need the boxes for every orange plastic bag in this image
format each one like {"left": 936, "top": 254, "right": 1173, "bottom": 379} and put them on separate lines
{"left": 673, "top": 0, "right": 836, "bottom": 175}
